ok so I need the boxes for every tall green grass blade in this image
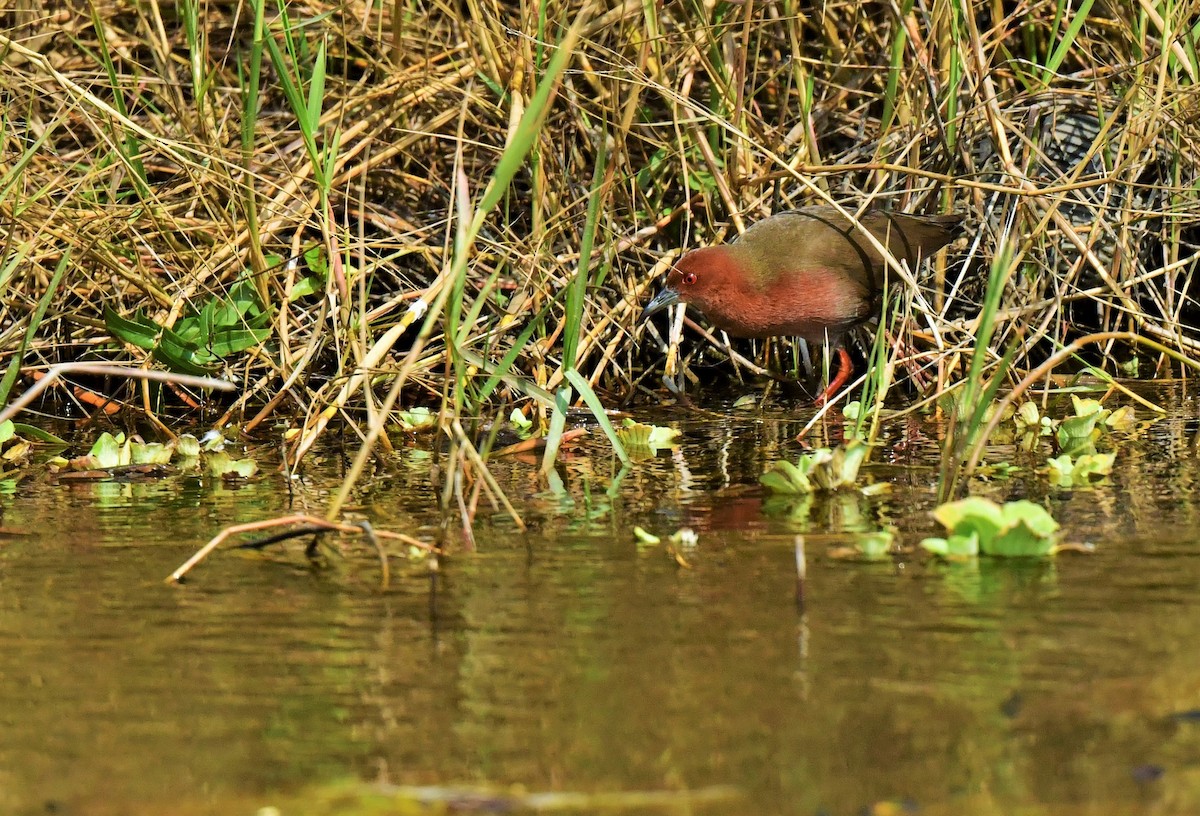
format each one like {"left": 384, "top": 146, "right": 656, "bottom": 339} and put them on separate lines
{"left": 881, "top": 0, "right": 914, "bottom": 131}
{"left": 939, "top": 241, "right": 1014, "bottom": 500}
{"left": 563, "top": 136, "right": 608, "bottom": 372}
{"left": 469, "top": 21, "right": 581, "bottom": 236}
{"left": 306, "top": 38, "right": 327, "bottom": 132}
{"left": 540, "top": 387, "right": 571, "bottom": 474}
{"left": 1042, "top": 0, "right": 1097, "bottom": 83}
{"left": 565, "top": 368, "right": 630, "bottom": 466}
{"left": 945, "top": 7, "right": 961, "bottom": 151}
{"left": 0, "top": 250, "right": 69, "bottom": 405}
{"left": 86, "top": 3, "right": 148, "bottom": 198}
{"left": 435, "top": 18, "right": 584, "bottom": 438}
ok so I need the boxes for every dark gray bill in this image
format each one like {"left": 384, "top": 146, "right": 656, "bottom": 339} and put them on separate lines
{"left": 638, "top": 288, "right": 680, "bottom": 324}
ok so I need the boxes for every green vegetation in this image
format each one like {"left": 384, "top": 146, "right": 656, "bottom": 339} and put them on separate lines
{"left": 759, "top": 440, "right": 873, "bottom": 494}
{"left": 920, "top": 497, "right": 1062, "bottom": 558}
{"left": 2, "top": 0, "right": 1198, "bottom": 526}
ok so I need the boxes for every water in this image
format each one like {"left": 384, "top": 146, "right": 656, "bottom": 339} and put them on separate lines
{"left": 4, "top": 387, "right": 1200, "bottom": 815}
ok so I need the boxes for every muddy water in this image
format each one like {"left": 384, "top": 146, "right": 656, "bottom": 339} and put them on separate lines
{"left": 4, "top": 384, "right": 1200, "bottom": 815}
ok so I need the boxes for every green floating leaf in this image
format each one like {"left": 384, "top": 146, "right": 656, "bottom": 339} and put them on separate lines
{"left": 1056, "top": 411, "right": 1102, "bottom": 446}
{"left": 1015, "top": 401, "right": 1041, "bottom": 428}
{"left": 2, "top": 440, "right": 31, "bottom": 463}
{"left": 920, "top": 531, "right": 980, "bottom": 559}
{"left": 509, "top": 407, "right": 533, "bottom": 434}
{"left": 1013, "top": 401, "right": 1057, "bottom": 439}
{"left": 761, "top": 441, "right": 870, "bottom": 494}
{"left": 976, "top": 461, "right": 1020, "bottom": 479}
{"left": 175, "top": 434, "right": 202, "bottom": 458}
{"left": 632, "top": 526, "right": 661, "bottom": 546}
{"left": 397, "top": 407, "right": 438, "bottom": 432}
{"left": 207, "top": 451, "right": 258, "bottom": 478}
{"left": 1070, "top": 395, "right": 1109, "bottom": 421}
{"left": 1105, "top": 406, "right": 1136, "bottom": 432}
{"left": 131, "top": 441, "right": 174, "bottom": 465}
{"left": 923, "top": 497, "right": 1060, "bottom": 559}
{"left": 87, "top": 432, "right": 126, "bottom": 469}
{"left": 760, "top": 458, "right": 815, "bottom": 494}
{"left": 855, "top": 530, "right": 895, "bottom": 559}
{"left": 616, "top": 419, "right": 680, "bottom": 451}
{"left": 1046, "top": 452, "right": 1115, "bottom": 487}
{"left": 932, "top": 495, "right": 1001, "bottom": 536}
{"left": 1075, "top": 453, "right": 1118, "bottom": 477}
{"left": 0, "top": 420, "right": 14, "bottom": 446}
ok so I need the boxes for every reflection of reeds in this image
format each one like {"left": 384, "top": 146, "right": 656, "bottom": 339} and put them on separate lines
{"left": 2, "top": 0, "right": 1198, "bottom": 522}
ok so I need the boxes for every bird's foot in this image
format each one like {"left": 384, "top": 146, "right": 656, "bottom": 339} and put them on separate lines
{"left": 812, "top": 347, "right": 853, "bottom": 407}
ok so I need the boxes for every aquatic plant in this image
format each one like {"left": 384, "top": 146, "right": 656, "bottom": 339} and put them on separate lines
{"left": 920, "top": 497, "right": 1061, "bottom": 558}
{"left": 759, "top": 440, "right": 873, "bottom": 494}
{"left": 3, "top": 0, "right": 1199, "bottom": 539}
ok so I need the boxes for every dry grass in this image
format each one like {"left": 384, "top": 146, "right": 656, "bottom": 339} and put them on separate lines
{"left": 2, "top": 0, "right": 1199, "bottom": 463}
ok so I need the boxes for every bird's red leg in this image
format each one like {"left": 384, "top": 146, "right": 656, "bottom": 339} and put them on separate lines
{"left": 814, "top": 347, "right": 853, "bottom": 406}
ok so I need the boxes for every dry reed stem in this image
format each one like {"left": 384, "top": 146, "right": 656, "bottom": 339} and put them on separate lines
{"left": 165, "top": 513, "right": 435, "bottom": 584}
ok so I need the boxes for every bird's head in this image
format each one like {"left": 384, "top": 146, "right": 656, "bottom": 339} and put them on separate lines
{"left": 638, "top": 247, "right": 741, "bottom": 325}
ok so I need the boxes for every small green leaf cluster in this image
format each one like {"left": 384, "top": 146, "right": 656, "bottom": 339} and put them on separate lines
{"left": 396, "top": 407, "right": 438, "bottom": 432}
{"left": 54, "top": 431, "right": 257, "bottom": 478}
{"left": 616, "top": 419, "right": 680, "bottom": 452}
{"left": 105, "top": 279, "right": 270, "bottom": 376}
{"left": 1046, "top": 452, "right": 1114, "bottom": 487}
{"left": 920, "top": 497, "right": 1060, "bottom": 558}
{"left": 1013, "top": 396, "right": 1133, "bottom": 486}
{"left": 760, "top": 440, "right": 870, "bottom": 494}
{"left": 1013, "top": 396, "right": 1135, "bottom": 451}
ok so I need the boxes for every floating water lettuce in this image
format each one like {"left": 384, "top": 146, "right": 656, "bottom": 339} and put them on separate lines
{"left": 828, "top": 529, "right": 896, "bottom": 560}
{"left": 1104, "top": 405, "right": 1136, "bottom": 432}
{"left": 633, "top": 525, "right": 696, "bottom": 567}
{"left": 616, "top": 419, "right": 680, "bottom": 451}
{"left": 397, "top": 406, "right": 438, "bottom": 432}
{"left": 920, "top": 497, "right": 1060, "bottom": 558}
{"left": 81, "top": 432, "right": 127, "bottom": 469}
{"left": 175, "top": 434, "right": 202, "bottom": 457}
{"left": 975, "top": 461, "right": 1020, "bottom": 480}
{"left": 206, "top": 450, "right": 258, "bottom": 479}
{"left": 1046, "top": 452, "right": 1114, "bottom": 487}
{"left": 1013, "top": 401, "right": 1056, "bottom": 441}
{"left": 509, "top": 407, "right": 534, "bottom": 435}
{"left": 199, "top": 429, "right": 227, "bottom": 451}
{"left": 57, "top": 430, "right": 251, "bottom": 477}
{"left": 1, "top": 439, "right": 31, "bottom": 464}
{"left": 0, "top": 421, "right": 34, "bottom": 466}
{"left": 1056, "top": 407, "right": 1104, "bottom": 448}
{"left": 760, "top": 440, "right": 869, "bottom": 494}
{"left": 130, "top": 441, "right": 175, "bottom": 465}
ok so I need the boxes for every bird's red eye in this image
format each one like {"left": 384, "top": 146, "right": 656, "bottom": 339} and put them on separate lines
{"left": 682, "top": 271, "right": 698, "bottom": 285}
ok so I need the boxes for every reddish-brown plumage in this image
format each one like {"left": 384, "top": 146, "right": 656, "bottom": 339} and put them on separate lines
{"left": 640, "top": 205, "right": 963, "bottom": 402}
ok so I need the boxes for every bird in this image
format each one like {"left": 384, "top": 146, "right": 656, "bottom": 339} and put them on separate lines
{"left": 638, "top": 205, "right": 964, "bottom": 404}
